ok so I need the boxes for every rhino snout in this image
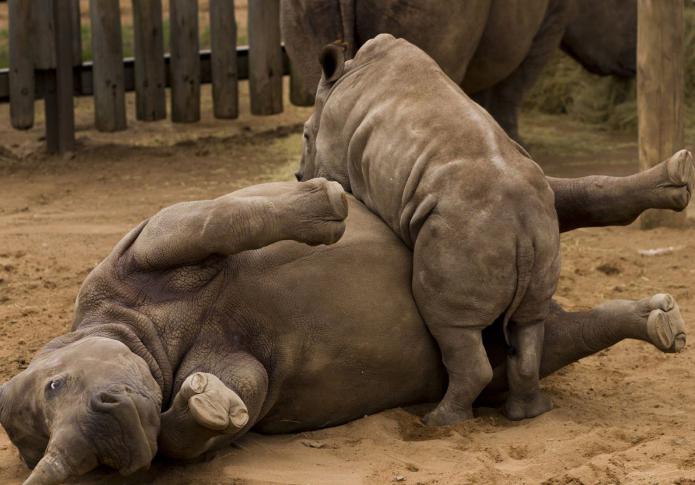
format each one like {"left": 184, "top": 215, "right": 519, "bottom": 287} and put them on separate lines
{"left": 86, "top": 386, "right": 160, "bottom": 474}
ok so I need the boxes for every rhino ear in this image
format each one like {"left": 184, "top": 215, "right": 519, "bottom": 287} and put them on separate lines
{"left": 319, "top": 43, "right": 346, "bottom": 83}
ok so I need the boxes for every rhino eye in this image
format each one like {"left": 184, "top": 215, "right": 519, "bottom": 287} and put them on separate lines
{"left": 45, "top": 378, "right": 65, "bottom": 396}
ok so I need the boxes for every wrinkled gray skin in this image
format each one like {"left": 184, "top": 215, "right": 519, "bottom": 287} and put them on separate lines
{"left": 0, "top": 149, "right": 692, "bottom": 483}
{"left": 299, "top": 35, "right": 563, "bottom": 425}
{"left": 281, "top": 0, "right": 636, "bottom": 142}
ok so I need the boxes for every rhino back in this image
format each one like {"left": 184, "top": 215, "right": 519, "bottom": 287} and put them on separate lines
{"left": 321, "top": 37, "right": 546, "bottom": 241}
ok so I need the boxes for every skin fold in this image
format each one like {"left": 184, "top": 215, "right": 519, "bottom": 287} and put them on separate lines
{"left": 0, "top": 158, "right": 691, "bottom": 483}
{"left": 281, "top": 0, "right": 636, "bottom": 141}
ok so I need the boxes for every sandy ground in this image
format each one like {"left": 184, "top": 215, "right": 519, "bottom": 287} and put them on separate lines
{"left": 1, "top": 83, "right": 695, "bottom": 484}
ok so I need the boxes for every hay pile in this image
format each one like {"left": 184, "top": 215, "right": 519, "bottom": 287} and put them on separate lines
{"left": 524, "top": 7, "right": 695, "bottom": 132}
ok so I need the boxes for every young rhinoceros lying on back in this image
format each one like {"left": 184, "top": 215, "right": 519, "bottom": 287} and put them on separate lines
{"left": 298, "top": 34, "right": 560, "bottom": 425}
{"left": 0, "top": 166, "right": 691, "bottom": 484}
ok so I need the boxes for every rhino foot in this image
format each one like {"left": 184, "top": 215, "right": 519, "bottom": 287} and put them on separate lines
{"left": 503, "top": 391, "right": 553, "bottom": 421}
{"left": 291, "top": 178, "right": 348, "bottom": 246}
{"left": 645, "top": 293, "right": 686, "bottom": 353}
{"left": 181, "top": 372, "right": 249, "bottom": 432}
{"left": 655, "top": 149, "right": 694, "bottom": 211}
{"left": 422, "top": 403, "right": 474, "bottom": 427}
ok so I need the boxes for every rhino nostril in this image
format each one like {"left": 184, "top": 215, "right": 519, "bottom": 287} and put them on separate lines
{"left": 90, "top": 391, "right": 122, "bottom": 411}
{"left": 295, "top": 172, "right": 303, "bottom": 182}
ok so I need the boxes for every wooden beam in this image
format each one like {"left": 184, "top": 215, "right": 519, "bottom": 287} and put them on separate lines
{"left": 0, "top": 46, "right": 290, "bottom": 103}
{"left": 638, "top": 0, "right": 686, "bottom": 228}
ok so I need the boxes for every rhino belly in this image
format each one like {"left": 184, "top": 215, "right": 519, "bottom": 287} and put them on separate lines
{"left": 247, "top": 203, "right": 446, "bottom": 433}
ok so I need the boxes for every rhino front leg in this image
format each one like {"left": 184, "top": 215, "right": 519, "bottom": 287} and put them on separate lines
{"left": 131, "top": 179, "right": 348, "bottom": 270}
{"left": 550, "top": 150, "right": 693, "bottom": 233}
{"left": 159, "top": 353, "right": 268, "bottom": 460}
{"left": 480, "top": 293, "right": 686, "bottom": 403}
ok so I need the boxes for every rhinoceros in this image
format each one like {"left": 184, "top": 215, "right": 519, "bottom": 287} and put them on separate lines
{"left": 297, "top": 35, "right": 563, "bottom": 425}
{"left": 0, "top": 150, "right": 692, "bottom": 484}
{"left": 281, "top": 0, "right": 636, "bottom": 141}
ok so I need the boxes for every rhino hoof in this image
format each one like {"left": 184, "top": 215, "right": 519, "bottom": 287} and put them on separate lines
{"left": 661, "top": 149, "right": 694, "bottom": 211}
{"left": 183, "top": 372, "right": 250, "bottom": 432}
{"left": 503, "top": 391, "right": 553, "bottom": 421}
{"left": 646, "top": 293, "right": 686, "bottom": 353}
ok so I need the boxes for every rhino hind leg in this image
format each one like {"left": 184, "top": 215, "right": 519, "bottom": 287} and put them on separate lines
{"left": 541, "top": 293, "right": 686, "bottom": 377}
{"left": 422, "top": 326, "right": 493, "bottom": 426}
{"left": 413, "top": 221, "right": 520, "bottom": 426}
{"left": 504, "top": 321, "right": 553, "bottom": 420}
{"left": 549, "top": 149, "right": 694, "bottom": 233}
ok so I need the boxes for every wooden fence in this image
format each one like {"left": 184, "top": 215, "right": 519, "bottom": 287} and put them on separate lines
{"left": 1, "top": 0, "right": 291, "bottom": 153}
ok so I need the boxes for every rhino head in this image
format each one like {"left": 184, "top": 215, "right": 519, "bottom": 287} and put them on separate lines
{"left": 296, "top": 42, "right": 349, "bottom": 184}
{"left": 0, "top": 336, "right": 161, "bottom": 485}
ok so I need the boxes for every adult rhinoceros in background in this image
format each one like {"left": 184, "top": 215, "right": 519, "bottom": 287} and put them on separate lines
{"left": 0, "top": 152, "right": 692, "bottom": 484}
{"left": 281, "top": 0, "right": 636, "bottom": 142}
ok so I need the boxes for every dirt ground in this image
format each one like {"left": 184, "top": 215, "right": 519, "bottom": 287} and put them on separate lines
{"left": 1, "top": 81, "right": 695, "bottom": 484}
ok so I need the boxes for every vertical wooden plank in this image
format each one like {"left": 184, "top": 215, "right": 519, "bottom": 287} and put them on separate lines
{"left": 638, "top": 0, "right": 685, "bottom": 228}
{"left": 70, "top": 0, "right": 82, "bottom": 66}
{"left": 248, "top": 0, "right": 283, "bottom": 115}
{"left": 8, "top": 0, "right": 35, "bottom": 129}
{"left": 89, "top": 0, "right": 126, "bottom": 132}
{"left": 45, "top": 0, "right": 76, "bottom": 153}
{"left": 210, "top": 0, "right": 238, "bottom": 119}
{"left": 132, "top": 0, "right": 167, "bottom": 121}
{"left": 170, "top": 0, "right": 201, "bottom": 123}
{"left": 32, "top": 0, "right": 56, "bottom": 69}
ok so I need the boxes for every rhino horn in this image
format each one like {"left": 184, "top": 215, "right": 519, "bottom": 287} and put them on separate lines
{"left": 22, "top": 449, "right": 71, "bottom": 485}
{"left": 23, "top": 436, "right": 97, "bottom": 485}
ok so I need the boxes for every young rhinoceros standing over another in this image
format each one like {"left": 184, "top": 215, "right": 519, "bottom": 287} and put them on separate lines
{"left": 298, "top": 34, "right": 561, "bottom": 425}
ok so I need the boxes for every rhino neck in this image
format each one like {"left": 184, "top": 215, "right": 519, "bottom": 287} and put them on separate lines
{"left": 73, "top": 317, "right": 174, "bottom": 407}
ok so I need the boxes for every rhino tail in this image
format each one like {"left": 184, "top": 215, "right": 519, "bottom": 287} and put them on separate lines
{"left": 501, "top": 236, "right": 535, "bottom": 354}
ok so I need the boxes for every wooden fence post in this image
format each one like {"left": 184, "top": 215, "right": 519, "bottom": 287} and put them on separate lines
{"left": 90, "top": 0, "right": 127, "bottom": 132}
{"left": 170, "top": 0, "right": 201, "bottom": 123}
{"left": 210, "top": 0, "right": 239, "bottom": 119}
{"left": 33, "top": 0, "right": 56, "bottom": 70}
{"left": 249, "top": 0, "right": 283, "bottom": 115}
{"left": 8, "top": 0, "right": 34, "bottom": 129}
{"left": 70, "top": 0, "right": 82, "bottom": 66}
{"left": 638, "top": 0, "right": 686, "bottom": 228}
{"left": 44, "top": 0, "right": 76, "bottom": 153}
{"left": 132, "top": 0, "right": 167, "bottom": 121}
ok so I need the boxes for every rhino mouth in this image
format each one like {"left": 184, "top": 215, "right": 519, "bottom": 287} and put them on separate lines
{"left": 84, "top": 387, "right": 160, "bottom": 475}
